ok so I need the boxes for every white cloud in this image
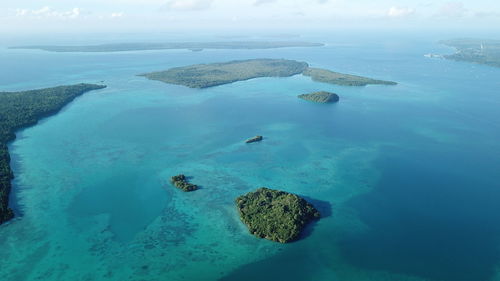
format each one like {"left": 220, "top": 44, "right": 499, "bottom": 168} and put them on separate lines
{"left": 110, "top": 12, "right": 124, "bottom": 18}
{"left": 2, "top": 0, "right": 499, "bottom": 33}
{"left": 254, "top": 0, "right": 276, "bottom": 6}
{"left": 15, "top": 6, "right": 81, "bottom": 19}
{"left": 437, "top": 1, "right": 467, "bottom": 18}
{"left": 387, "top": 6, "right": 415, "bottom": 18}
{"left": 163, "top": 0, "right": 213, "bottom": 11}
{"left": 254, "top": 0, "right": 327, "bottom": 7}
{"left": 15, "top": 9, "right": 28, "bottom": 17}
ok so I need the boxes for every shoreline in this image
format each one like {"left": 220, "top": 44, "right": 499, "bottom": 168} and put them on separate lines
{"left": 0, "top": 83, "right": 107, "bottom": 224}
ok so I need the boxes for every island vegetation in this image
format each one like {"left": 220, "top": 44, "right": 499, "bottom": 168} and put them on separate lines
{"left": 0, "top": 83, "right": 106, "bottom": 224}
{"left": 140, "top": 59, "right": 397, "bottom": 89}
{"left": 235, "top": 187, "right": 320, "bottom": 243}
{"left": 441, "top": 39, "right": 500, "bottom": 68}
{"left": 245, "top": 136, "right": 263, "bottom": 143}
{"left": 140, "top": 59, "right": 309, "bottom": 88}
{"left": 303, "top": 67, "right": 397, "bottom": 86}
{"left": 171, "top": 174, "right": 198, "bottom": 192}
{"left": 10, "top": 41, "right": 324, "bottom": 53}
{"left": 298, "top": 91, "right": 340, "bottom": 103}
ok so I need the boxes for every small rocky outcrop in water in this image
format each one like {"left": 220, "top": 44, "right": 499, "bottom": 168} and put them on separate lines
{"left": 298, "top": 91, "right": 340, "bottom": 103}
{"left": 235, "top": 187, "right": 321, "bottom": 243}
{"left": 245, "top": 136, "right": 263, "bottom": 143}
{"left": 171, "top": 174, "right": 198, "bottom": 192}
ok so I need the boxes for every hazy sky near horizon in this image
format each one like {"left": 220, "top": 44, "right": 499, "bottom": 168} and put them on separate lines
{"left": 1, "top": 0, "right": 499, "bottom": 33}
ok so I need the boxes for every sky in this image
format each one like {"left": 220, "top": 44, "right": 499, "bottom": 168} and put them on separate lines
{"left": 1, "top": 0, "right": 500, "bottom": 34}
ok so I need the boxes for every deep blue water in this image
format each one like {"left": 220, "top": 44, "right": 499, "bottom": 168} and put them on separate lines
{"left": 1, "top": 31, "right": 500, "bottom": 281}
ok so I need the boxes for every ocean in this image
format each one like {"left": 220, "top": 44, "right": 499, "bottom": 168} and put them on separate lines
{"left": 1, "top": 31, "right": 500, "bottom": 281}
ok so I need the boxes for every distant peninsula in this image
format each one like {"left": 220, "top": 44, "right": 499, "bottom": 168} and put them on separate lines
{"left": 9, "top": 41, "right": 324, "bottom": 53}
{"left": 441, "top": 39, "right": 500, "bottom": 68}
{"left": 0, "top": 83, "right": 106, "bottom": 224}
{"left": 298, "top": 91, "right": 339, "bottom": 103}
{"left": 139, "top": 59, "right": 397, "bottom": 88}
{"left": 303, "top": 67, "right": 397, "bottom": 86}
{"left": 236, "top": 187, "right": 320, "bottom": 243}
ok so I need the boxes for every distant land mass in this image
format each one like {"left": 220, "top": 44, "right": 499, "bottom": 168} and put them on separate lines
{"left": 0, "top": 83, "right": 106, "bottom": 224}
{"left": 303, "top": 67, "right": 397, "bottom": 86}
{"left": 9, "top": 41, "right": 324, "bottom": 53}
{"left": 441, "top": 39, "right": 500, "bottom": 68}
{"left": 140, "top": 59, "right": 397, "bottom": 88}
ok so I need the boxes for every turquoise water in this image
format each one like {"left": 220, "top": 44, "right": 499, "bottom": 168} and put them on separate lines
{"left": 1, "top": 33, "right": 500, "bottom": 281}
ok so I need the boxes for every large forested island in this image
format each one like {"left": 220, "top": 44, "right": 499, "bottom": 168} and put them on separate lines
{"left": 140, "top": 59, "right": 397, "bottom": 88}
{"left": 441, "top": 39, "right": 500, "bottom": 67}
{"left": 140, "top": 59, "right": 308, "bottom": 88}
{"left": 0, "top": 83, "right": 106, "bottom": 224}
{"left": 236, "top": 187, "right": 320, "bottom": 243}
{"left": 10, "top": 41, "right": 323, "bottom": 53}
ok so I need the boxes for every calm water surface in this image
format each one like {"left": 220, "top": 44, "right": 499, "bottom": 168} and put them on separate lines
{"left": 1, "top": 32, "right": 500, "bottom": 281}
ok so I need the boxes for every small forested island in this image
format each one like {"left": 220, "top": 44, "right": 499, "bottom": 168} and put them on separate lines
{"left": 171, "top": 174, "right": 198, "bottom": 192}
{"left": 0, "top": 83, "right": 106, "bottom": 224}
{"left": 10, "top": 41, "right": 324, "bottom": 53}
{"left": 441, "top": 39, "right": 500, "bottom": 68}
{"left": 245, "top": 136, "right": 263, "bottom": 143}
{"left": 298, "top": 91, "right": 340, "bottom": 103}
{"left": 235, "top": 187, "right": 320, "bottom": 243}
{"left": 303, "top": 67, "right": 397, "bottom": 86}
{"left": 140, "top": 59, "right": 397, "bottom": 89}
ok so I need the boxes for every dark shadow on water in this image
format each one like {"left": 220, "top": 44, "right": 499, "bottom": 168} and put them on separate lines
{"left": 301, "top": 196, "right": 332, "bottom": 218}
{"left": 192, "top": 185, "right": 204, "bottom": 190}
{"left": 340, "top": 145, "right": 500, "bottom": 281}
{"left": 298, "top": 196, "right": 332, "bottom": 241}
{"left": 218, "top": 246, "right": 319, "bottom": 281}
{"left": 185, "top": 176, "right": 204, "bottom": 190}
